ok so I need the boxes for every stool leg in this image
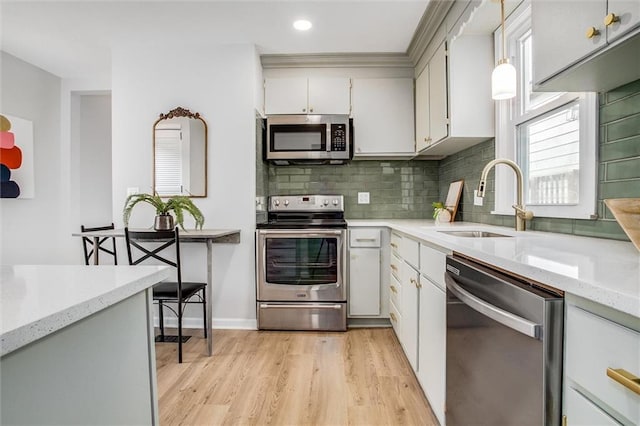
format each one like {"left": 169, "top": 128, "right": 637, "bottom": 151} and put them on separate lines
{"left": 202, "top": 289, "right": 208, "bottom": 338}
{"left": 158, "top": 301, "right": 165, "bottom": 340}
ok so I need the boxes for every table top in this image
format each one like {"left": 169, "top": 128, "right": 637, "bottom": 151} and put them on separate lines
{"left": 1, "top": 265, "right": 172, "bottom": 357}
{"left": 74, "top": 228, "right": 241, "bottom": 243}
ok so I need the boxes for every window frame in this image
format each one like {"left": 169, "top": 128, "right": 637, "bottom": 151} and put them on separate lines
{"left": 493, "top": 1, "right": 598, "bottom": 220}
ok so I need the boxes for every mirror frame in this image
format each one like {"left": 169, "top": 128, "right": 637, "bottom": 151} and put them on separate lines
{"left": 153, "top": 106, "right": 208, "bottom": 198}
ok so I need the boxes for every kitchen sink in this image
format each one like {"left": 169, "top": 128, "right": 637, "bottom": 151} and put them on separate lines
{"left": 437, "top": 230, "right": 512, "bottom": 238}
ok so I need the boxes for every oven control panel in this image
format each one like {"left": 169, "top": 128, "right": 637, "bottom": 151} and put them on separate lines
{"left": 269, "top": 195, "right": 344, "bottom": 212}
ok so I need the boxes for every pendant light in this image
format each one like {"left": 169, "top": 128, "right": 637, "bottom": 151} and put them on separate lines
{"left": 492, "top": 0, "right": 516, "bottom": 100}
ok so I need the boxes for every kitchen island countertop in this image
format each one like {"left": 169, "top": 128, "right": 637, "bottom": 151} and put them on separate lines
{"left": 348, "top": 219, "right": 640, "bottom": 319}
{"left": 0, "top": 264, "right": 171, "bottom": 357}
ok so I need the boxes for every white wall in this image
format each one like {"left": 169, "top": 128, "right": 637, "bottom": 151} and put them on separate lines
{"left": 0, "top": 52, "right": 77, "bottom": 264}
{"left": 111, "top": 43, "right": 259, "bottom": 328}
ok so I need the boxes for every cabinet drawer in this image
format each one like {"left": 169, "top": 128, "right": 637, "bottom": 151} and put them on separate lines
{"left": 566, "top": 305, "right": 640, "bottom": 424}
{"left": 565, "top": 386, "right": 619, "bottom": 426}
{"left": 400, "top": 237, "right": 419, "bottom": 269}
{"left": 390, "top": 272, "right": 401, "bottom": 314}
{"left": 390, "top": 252, "right": 402, "bottom": 280}
{"left": 389, "top": 299, "right": 402, "bottom": 338}
{"left": 390, "top": 232, "right": 402, "bottom": 253}
{"left": 350, "top": 228, "right": 381, "bottom": 247}
{"left": 419, "top": 243, "right": 447, "bottom": 290}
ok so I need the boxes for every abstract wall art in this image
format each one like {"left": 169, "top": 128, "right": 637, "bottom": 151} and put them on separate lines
{"left": 0, "top": 114, "right": 34, "bottom": 198}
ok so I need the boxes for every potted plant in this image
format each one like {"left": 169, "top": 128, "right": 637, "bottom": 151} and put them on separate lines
{"left": 432, "top": 201, "right": 451, "bottom": 223}
{"left": 123, "top": 193, "right": 205, "bottom": 231}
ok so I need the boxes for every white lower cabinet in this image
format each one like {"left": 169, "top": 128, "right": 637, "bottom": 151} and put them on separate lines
{"left": 401, "top": 260, "right": 419, "bottom": 371}
{"left": 565, "top": 386, "right": 619, "bottom": 426}
{"left": 564, "top": 298, "right": 640, "bottom": 425}
{"left": 417, "top": 275, "right": 446, "bottom": 426}
{"left": 349, "top": 228, "right": 382, "bottom": 316}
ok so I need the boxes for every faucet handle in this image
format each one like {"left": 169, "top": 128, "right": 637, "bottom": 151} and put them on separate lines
{"left": 513, "top": 204, "right": 534, "bottom": 220}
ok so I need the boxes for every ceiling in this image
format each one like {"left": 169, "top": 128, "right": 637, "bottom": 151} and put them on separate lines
{"left": 0, "top": 0, "right": 431, "bottom": 79}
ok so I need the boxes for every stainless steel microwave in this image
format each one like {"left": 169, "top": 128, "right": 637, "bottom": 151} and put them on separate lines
{"left": 265, "top": 114, "right": 352, "bottom": 165}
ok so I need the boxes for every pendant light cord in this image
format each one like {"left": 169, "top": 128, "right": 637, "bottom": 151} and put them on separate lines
{"left": 501, "top": 0, "right": 507, "bottom": 64}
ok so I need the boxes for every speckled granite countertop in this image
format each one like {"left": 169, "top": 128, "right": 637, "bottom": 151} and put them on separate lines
{"left": 0, "top": 265, "right": 171, "bottom": 356}
{"left": 348, "top": 220, "right": 640, "bottom": 319}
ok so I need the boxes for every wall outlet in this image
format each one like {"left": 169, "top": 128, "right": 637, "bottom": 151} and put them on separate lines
{"left": 357, "top": 192, "right": 370, "bottom": 204}
{"left": 126, "top": 187, "right": 139, "bottom": 196}
{"left": 474, "top": 189, "right": 483, "bottom": 206}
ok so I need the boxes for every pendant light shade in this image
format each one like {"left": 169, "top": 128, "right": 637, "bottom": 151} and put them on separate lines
{"left": 492, "top": 0, "right": 516, "bottom": 101}
{"left": 492, "top": 60, "right": 517, "bottom": 100}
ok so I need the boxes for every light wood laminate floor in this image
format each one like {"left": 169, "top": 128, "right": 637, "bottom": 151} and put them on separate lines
{"left": 155, "top": 328, "right": 438, "bottom": 426}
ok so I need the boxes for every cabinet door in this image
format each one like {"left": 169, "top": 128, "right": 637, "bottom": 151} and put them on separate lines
{"left": 351, "top": 78, "right": 415, "bottom": 155}
{"left": 532, "top": 1, "right": 607, "bottom": 84}
{"left": 417, "top": 276, "right": 446, "bottom": 426}
{"left": 565, "top": 386, "right": 619, "bottom": 426}
{"left": 429, "top": 42, "right": 448, "bottom": 145}
{"left": 349, "top": 247, "right": 381, "bottom": 316}
{"left": 401, "top": 261, "right": 419, "bottom": 371}
{"left": 308, "top": 77, "right": 351, "bottom": 115}
{"left": 415, "top": 66, "right": 431, "bottom": 152}
{"left": 264, "top": 78, "right": 308, "bottom": 114}
{"left": 606, "top": 0, "right": 640, "bottom": 43}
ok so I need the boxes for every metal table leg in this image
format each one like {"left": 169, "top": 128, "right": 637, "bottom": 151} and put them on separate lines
{"left": 206, "top": 238, "right": 213, "bottom": 356}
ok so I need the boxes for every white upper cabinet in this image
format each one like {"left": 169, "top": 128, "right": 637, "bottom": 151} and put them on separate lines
{"left": 415, "top": 65, "right": 431, "bottom": 153}
{"left": 532, "top": 0, "right": 640, "bottom": 92}
{"left": 415, "top": 37, "right": 494, "bottom": 158}
{"left": 264, "top": 77, "right": 351, "bottom": 115}
{"left": 351, "top": 78, "right": 415, "bottom": 155}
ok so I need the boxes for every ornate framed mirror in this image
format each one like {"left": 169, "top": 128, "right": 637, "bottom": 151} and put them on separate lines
{"left": 153, "top": 107, "right": 207, "bottom": 197}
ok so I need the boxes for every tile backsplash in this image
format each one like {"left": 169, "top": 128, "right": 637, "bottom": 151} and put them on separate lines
{"left": 267, "top": 160, "right": 440, "bottom": 219}
{"left": 261, "top": 79, "right": 639, "bottom": 241}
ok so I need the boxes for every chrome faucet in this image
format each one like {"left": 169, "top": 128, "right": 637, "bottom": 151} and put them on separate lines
{"left": 477, "top": 158, "right": 533, "bottom": 231}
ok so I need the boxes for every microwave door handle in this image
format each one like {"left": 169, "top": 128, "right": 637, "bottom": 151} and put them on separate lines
{"left": 445, "top": 273, "right": 542, "bottom": 339}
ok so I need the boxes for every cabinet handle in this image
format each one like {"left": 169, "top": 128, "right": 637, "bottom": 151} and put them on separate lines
{"left": 390, "top": 243, "right": 398, "bottom": 249}
{"left": 586, "top": 27, "right": 600, "bottom": 39}
{"left": 390, "top": 285, "right": 398, "bottom": 294}
{"left": 390, "top": 264, "right": 398, "bottom": 272}
{"left": 410, "top": 277, "right": 421, "bottom": 288}
{"left": 607, "top": 368, "right": 640, "bottom": 395}
{"left": 604, "top": 13, "right": 620, "bottom": 27}
{"left": 310, "top": 107, "right": 314, "bottom": 113}
{"left": 355, "top": 238, "right": 377, "bottom": 242}
{"left": 389, "top": 312, "right": 397, "bottom": 322}
{"left": 302, "top": 108, "right": 306, "bottom": 112}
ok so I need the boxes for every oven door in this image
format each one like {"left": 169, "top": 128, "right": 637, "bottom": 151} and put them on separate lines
{"left": 256, "top": 229, "right": 347, "bottom": 302}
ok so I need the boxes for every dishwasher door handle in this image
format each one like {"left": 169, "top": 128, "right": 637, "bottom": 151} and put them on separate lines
{"left": 445, "top": 273, "right": 542, "bottom": 339}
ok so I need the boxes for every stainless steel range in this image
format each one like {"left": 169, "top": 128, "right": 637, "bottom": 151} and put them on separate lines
{"left": 256, "top": 195, "right": 347, "bottom": 331}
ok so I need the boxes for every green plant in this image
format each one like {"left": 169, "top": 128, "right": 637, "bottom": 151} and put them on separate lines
{"left": 432, "top": 201, "right": 445, "bottom": 219}
{"left": 123, "top": 193, "right": 205, "bottom": 230}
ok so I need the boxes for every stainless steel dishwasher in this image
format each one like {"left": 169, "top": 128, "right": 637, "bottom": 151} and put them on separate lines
{"left": 445, "top": 254, "right": 564, "bottom": 426}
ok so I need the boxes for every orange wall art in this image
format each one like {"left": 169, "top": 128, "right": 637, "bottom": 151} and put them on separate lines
{"left": 0, "top": 114, "right": 34, "bottom": 198}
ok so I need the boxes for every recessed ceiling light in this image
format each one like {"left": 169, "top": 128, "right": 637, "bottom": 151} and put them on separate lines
{"left": 293, "top": 20, "right": 312, "bottom": 31}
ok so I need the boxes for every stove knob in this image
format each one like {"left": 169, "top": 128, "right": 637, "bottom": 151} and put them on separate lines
{"left": 274, "top": 200, "right": 280, "bottom": 206}
{"left": 332, "top": 199, "right": 339, "bottom": 206}
{"left": 284, "top": 200, "right": 289, "bottom": 206}
{"left": 323, "top": 199, "right": 329, "bottom": 206}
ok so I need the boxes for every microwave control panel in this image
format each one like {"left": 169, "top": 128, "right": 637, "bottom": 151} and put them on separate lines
{"left": 330, "top": 123, "right": 347, "bottom": 151}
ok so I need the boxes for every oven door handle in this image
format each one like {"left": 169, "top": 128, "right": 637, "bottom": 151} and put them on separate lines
{"left": 445, "top": 273, "right": 542, "bottom": 339}
{"left": 259, "top": 303, "right": 343, "bottom": 310}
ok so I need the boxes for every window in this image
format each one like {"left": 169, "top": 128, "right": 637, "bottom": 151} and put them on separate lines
{"left": 154, "top": 126, "right": 183, "bottom": 196}
{"left": 494, "top": 2, "right": 598, "bottom": 219}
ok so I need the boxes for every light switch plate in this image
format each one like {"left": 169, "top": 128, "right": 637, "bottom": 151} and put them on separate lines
{"left": 357, "top": 192, "right": 370, "bottom": 204}
{"left": 474, "top": 190, "right": 483, "bottom": 206}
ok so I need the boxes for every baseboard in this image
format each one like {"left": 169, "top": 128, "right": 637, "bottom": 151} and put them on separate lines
{"left": 154, "top": 316, "right": 257, "bottom": 330}
{"left": 347, "top": 317, "right": 392, "bottom": 328}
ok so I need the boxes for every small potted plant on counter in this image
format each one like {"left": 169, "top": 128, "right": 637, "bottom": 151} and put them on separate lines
{"left": 432, "top": 201, "right": 452, "bottom": 223}
{"left": 123, "top": 193, "right": 205, "bottom": 231}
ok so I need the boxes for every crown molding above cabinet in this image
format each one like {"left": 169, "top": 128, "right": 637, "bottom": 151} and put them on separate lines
{"left": 261, "top": 53, "right": 413, "bottom": 69}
